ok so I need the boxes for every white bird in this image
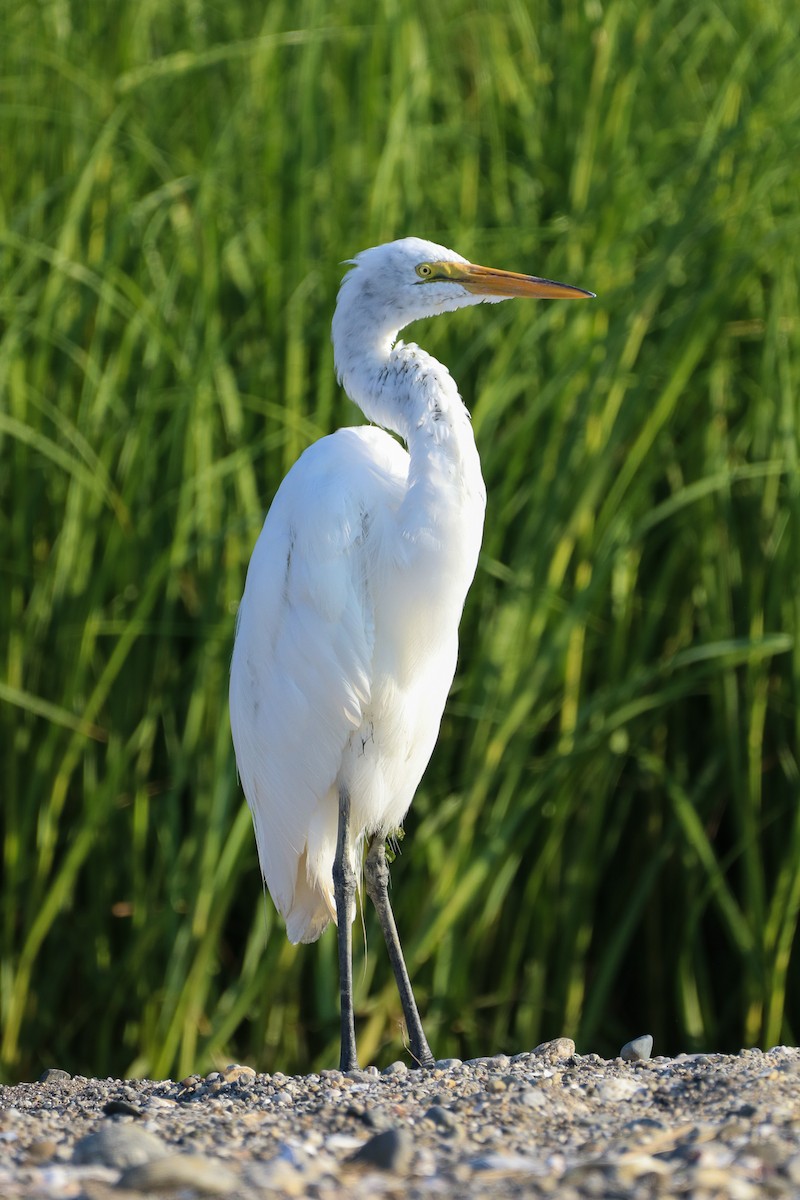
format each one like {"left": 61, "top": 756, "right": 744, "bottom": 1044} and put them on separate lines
{"left": 229, "top": 237, "right": 592, "bottom": 1070}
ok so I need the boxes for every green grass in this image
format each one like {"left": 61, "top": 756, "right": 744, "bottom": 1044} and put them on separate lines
{"left": 1, "top": 0, "right": 799, "bottom": 1081}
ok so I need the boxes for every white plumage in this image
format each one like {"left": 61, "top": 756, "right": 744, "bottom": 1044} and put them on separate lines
{"left": 229, "top": 237, "right": 591, "bottom": 1066}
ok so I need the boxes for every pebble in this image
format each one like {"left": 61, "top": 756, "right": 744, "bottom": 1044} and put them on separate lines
{"left": 220, "top": 1062, "right": 256, "bottom": 1084}
{"left": 356, "top": 1105, "right": 393, "bottom": 1130}
{"left": 350, "top": 1126, "right": 413, "bottom": 1170}
{"left": 246, "top": 1156, "right": 307, "bottom": 1195}
{"left": 25, "top": 1138, "right": 58, "bottom": 1163}
{"left": 472, "top": 1150, "right": 545, "bottom": 1175}
{"left": 38, "top": 1068, "right": 71, "bottom": 1084}
{"left": 533, "top": 1037, "right": 576, "bottom": 1061}
{"left": 102, "top": 1098, "right": 141, "bottom": 1117}
{"left": 343, "top": 1068, "right": 374, "bottom": 1083}
{"left": 120, "top": 1152, "right": 240, "bottom": 1194}
{"left": 382, "top": 1060, "right": 408, "bottom": 1075}
{"left": 3, "top": 1046, "right": 800, "bottom": 1197}
{"left": 486, "top": 1077, "right": 507, "bottom": 1093}
{"left": 425, "top": 1104, "right": 460, "bottom": 1131}
{"left": 621, "top": 1034, "right": 654, "bottom": 1061}
{"left": 595, "top": 1076, "right": 645, "bottom": 1102}
{"left": 72, "top": 1123, "right": 169, "bottom": 1168}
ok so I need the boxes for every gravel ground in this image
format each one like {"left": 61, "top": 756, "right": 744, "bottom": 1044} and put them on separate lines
{"left": 2, "top": 1039, "right": 800, "bottom": 1198}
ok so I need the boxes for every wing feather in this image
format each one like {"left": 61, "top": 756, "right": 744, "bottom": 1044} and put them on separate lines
{"left": 229, "top": 427, "right": 407, "bottom": 942}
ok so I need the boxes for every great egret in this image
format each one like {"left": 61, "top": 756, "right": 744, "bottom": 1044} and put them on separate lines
{"left": 230, "top": 237, "right": 592, "bottom": 1070}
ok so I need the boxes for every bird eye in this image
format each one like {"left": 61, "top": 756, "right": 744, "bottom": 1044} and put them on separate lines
{"left": 415, "top": 263, "right": 433, "bottom": 279}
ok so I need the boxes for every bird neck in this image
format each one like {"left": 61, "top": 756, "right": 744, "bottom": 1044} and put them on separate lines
{"left": 336, "top": 335, "right": 483, "bottom": 480}
{"left": 335, "top": 335, "right": 486, "bottom": 568}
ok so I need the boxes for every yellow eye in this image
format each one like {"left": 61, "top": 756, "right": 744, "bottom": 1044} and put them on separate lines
{"left": 415, "top": 263, "right": 433, "bottom": 279}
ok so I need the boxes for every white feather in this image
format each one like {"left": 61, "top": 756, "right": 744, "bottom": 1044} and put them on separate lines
{"left": 230, "top": 236, "right": 587, "bottom": 946}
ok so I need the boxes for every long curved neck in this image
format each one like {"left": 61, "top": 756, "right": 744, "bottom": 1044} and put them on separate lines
{"left": 335, "top": 304, "right": 484, "bottom": 477}
{"left": 333, "top": 321, "right": 484, "bottom": 583}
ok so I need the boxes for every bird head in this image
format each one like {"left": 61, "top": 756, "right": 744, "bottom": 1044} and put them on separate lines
{"left": 335, "top": 236, "right": 593, "bottom": 334}
{"left": 331, "top": 237, "right": 594, "bottom": 428}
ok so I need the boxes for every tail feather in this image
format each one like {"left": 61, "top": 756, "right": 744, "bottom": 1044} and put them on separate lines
{"left": 283, "top": 850, "right": 337, "bottom": 944}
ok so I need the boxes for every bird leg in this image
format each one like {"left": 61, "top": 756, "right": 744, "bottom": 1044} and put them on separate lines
{"left": 365, "top": 836, "right": 435, "bottom": 1069}
{"left": 333, "top": 785, "right": 358, "bottom": 1071}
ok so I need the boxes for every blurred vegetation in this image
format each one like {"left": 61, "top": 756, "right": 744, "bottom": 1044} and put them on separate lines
{"left": 1, "top": 0, "right": 799, "bottom": 1082}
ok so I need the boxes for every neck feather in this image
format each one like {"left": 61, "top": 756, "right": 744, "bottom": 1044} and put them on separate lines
{"left": 332, "top": 310, "right": 487, "bottom": 570}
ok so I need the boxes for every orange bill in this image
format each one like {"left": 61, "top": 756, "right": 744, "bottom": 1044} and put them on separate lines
{"left": 426, "top": 260, "right": 594, "bottom": 300}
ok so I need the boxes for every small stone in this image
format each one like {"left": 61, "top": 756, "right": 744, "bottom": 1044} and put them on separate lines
{"left": 382, "top": 1061, "right": 408, "bottom": 1076}
{"left": 615, "top": 1152, "right": 672, "bottom": 1183}
{"left": 350, "top": 1127, "right": 413, "bottom": 1171}
{"left": 693, "top": 1143, "right": 736, "bottom": 1169}
{"left": 720, "top": 1119, "right": 750, "bottom": 1139}
{"left": 73, "top": 1123, "right": 169, "bottom": 1168}
{"left": 691, "top": 1167, "right": 759, "bottom": 1199}
{"left": 621, "top": 1034, "right": 654, "bottom": 1061}
{"left": 326, "top": 1133, "right": 364, "bottom": 1153}
{"left": 425, "top": 1105, "right": 460, "bottom": 1132}
{"left": 247, "top": 1158, "right": 306, "bottom": 1196}
{"left": 347, "top": 1103, "right": 391, "bottom": 1130}
{"left": 424, "top": 1105, "right": 450, "bottom": 1125}
{"left": 434, "top": 1058, "right": 463, "bottom": 1070}
{"left": 472, "top": 1151, "right": 544, "bottom": 1174}
{"left": 620, "top": 1117, "right": 665, "bottom": 1135}
{"left": 519, "top": 1088, "right": 548, "bottom": 1110}
{"left": 596, "top": 1076, "right": 645, "bottom": 1102}
{"left": 531, "top": 1038, "right": 576, "bottom": 1061}
{"left": 362, "top": 1108, "right": 392, "bottom": 1131}
{"left": 38, "top": 1068, "right": 71, "bottom": 1084}
{"left": 102, "top": 1099, "right": 141, "bottom": 1117}
{"left": 26, "top": 1138, "right": 58, "bottom": 1163}
{"left": 221, "top": 1063, "right": 256, "bottom": 1083}
{"left": 120, "top": 1153, "right": 239, "bottom": 1195}
{"left": 738, "top": 1139, "right": 785, "bottom": 1168}
{"left": 486, "top": 1077, "right": 507, "bottom": 1093}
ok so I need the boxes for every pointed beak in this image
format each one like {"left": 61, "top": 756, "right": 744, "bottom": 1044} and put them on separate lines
{"left": 435, "top": 261, "right": 594, "bottom": 300}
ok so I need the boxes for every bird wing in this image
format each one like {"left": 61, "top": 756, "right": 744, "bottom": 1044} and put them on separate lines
{"left": 229, "top": 426, "right": 408, "bottom": 942}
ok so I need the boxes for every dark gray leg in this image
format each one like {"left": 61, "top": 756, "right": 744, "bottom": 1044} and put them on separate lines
{"left": 365, "top": 837, "right": 434, "bottom": 1068}
{"left": 333, "top": 786, "right": 358, "bottom": 1071}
